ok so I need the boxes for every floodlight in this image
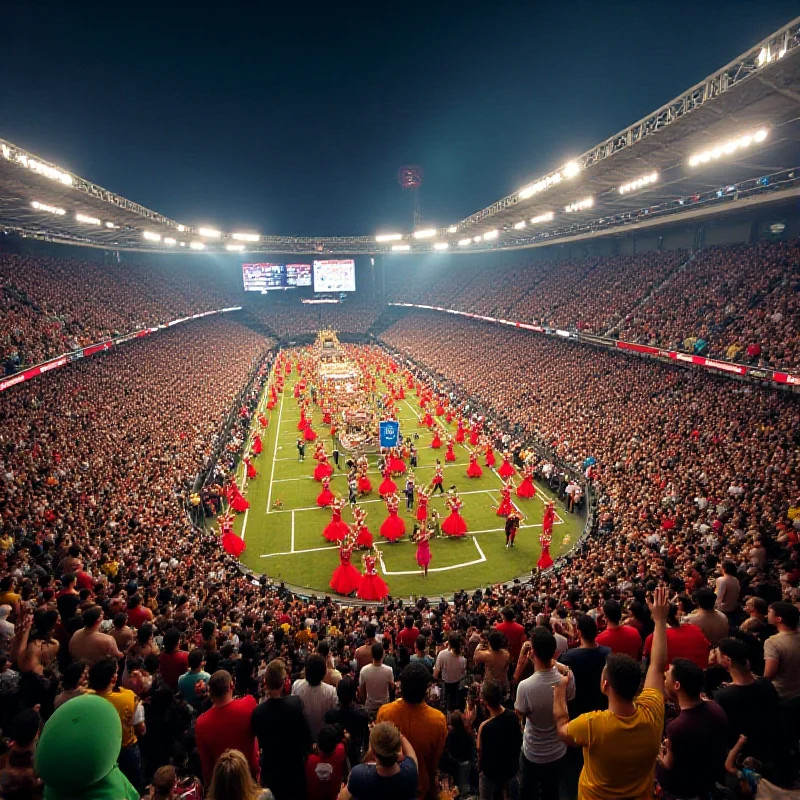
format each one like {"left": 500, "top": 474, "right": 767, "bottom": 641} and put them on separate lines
{"left": 563, "top": 161, "right": 581, "bottom": 178}
{"left": 232, "top": 232, "right": 260, "bottom": 242}
{"left": 565, "top": 197, "right": 593, "bottom": 213}
{"left": 375, "top": 233, "right": 402, "bottom": 242}
{"left": 164, "top": 237, "right": 176, "bottom": 245}
{"left": 198, "top": 227, "right": 221, "bottom": 238}
{"left": 143, "top": 231, "right": 161, "bottom": 241}
{"left": 391, "top": 244, "right": 411, "bottom": 251}
{"left": 458, "top": 239, "right": 471, "bottom": 246}
{"left": 530, "top": 212, "right": 554, "bottom": 224}
{"left": 189, "top": 241, "right": 205, "bottom": 250}
{"left": 31, "top": 201, "right": 66, "bottom": 215}
{"left": 447, "top": 226, "right": 457, "bottom": 233}
{"left": 226, "top": 244, "right": 245, "bottom": 251}
{"left": 514, "top": 221, "right": 527, "bottom": 229}
{"left": 482, "top": 230, "right": 498, "bottom": 240}
{"left": 412, "top": 229, "right": 437, "bottom": 239}
{"left": 433, "top": 242, "right": 449, "bottom": 250}
{"left": 76, "top": 213, "right": 101, "bottom": 225}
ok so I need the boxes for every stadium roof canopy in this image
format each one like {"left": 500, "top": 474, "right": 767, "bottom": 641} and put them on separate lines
{"left": 1, "top": 17, "right": 799, "bottom": 256}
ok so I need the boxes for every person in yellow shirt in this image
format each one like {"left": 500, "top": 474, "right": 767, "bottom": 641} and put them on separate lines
{"left": 554, "top": 586, "right": 670, "bottom": 800}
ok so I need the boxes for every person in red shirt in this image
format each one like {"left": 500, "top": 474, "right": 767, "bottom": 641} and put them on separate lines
{"left": 396, "top": 616, "right": 420, "bottom": 650}
{"left": 195, "top": 670, "right": 259, "bottom": 786}
{"left": 305, "top": 725, "right": 347, "bottom": 800}
{"left": 158, "top": 629, "right": 189, "bottom": 691}
{"left": 596, "top": 599, "right": 643, "bottom": 660}
{"left": 495, "top": 606, "right": 526, "bottom": 663}
{"left": 126, "top": 594, "right": 154, "bottom": 629}
{"left": 643, "top": 604, "right": 710, "bottom": 669}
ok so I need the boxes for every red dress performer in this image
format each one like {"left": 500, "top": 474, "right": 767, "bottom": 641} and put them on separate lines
{"left": 317, "top": 476, "right": 335, "bottom": 508}
{"left": 484, "top": 441, "right": 497, "bottom": 468}
{"left": 498, "top": 451, "right": 515, "bottom": 479}
{"left": 380, "top": 493, "right": 406, "bottom": 542}
{"left": 496, "top": 481, "right": 515, "bottom": 517}
{"left": 435, "top": 400, "right": 445, "bottom": 417}
{"left": 378, "top": 469, "right": 397, "bottom": 498}
{"left": 322, "top": 496, "right": 349, "bottom": 543}
{"left": 416, "top": 484, "right": 430, "bottom": 522}
{"left": 244, "top": 456, "right": 257, "bottom": 481}
{"left": 330, "top": 535, "right": 362, "bottom": 596}
{"left": 313, "top": 442, "right": 326, "bottom": 461}
{"left": 431, "top": 429, "right": 442, "bottom": 449}
{"left": 303, "top": 423, "right": 318, "bottom": 442}
{"left": 353, "top": 505, "right": 374, "bottom": 549}
{"left": 421, "top": 410, "right": 434, "bottom": 428}
{"left": 441, "top": 491, "right": 468, "bottom": 537}
{"left": 227, "top": 478, "right": 250, "bottom": 513}
{"left": 357, "top": 460, "right": 372, "bottom": 495}
{"left": 466, "top": 451, "right": 483, "bottom": 479}
{"left": 314, "top": 455, "right": 333, "bottom": 482}
{"left": 516, "top": 464, "right": 536, "bottom": 499}
{"left": 415, "top": 526, "right": 432, "bottom": 576}
{"left": 257, "top": 412, "right": 267, "bottom": 429}
{"left": 445, "top": 438, "right": 456, "bottom": 463}
{"left": 455, "top": 419, "right": 465, "bottom": 443}
{"left": 357, "top": 550, "right": 389, "bottom": 601}
{"left": 538, "top": 505, "right": 555, "bottom": 570}
{"left": 388, "top": 448, "right": 406, "bottom": 475}
{"left": 297, "top": 409, "right": 307, "bottom": 431}
{"left": 219, "top": 512, "right": 246, "bottom": 557}
{"left": 469, "top": 421, "right": 481, "bottom": 447}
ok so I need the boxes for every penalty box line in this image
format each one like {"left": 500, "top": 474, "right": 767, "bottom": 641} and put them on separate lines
{"left": 379, "top": 536, "right": 487, "bottom": 575}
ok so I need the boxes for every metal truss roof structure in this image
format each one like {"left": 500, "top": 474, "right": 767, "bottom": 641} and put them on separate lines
{"left": 1, "top": 16, "right": 799, "bottom": 256}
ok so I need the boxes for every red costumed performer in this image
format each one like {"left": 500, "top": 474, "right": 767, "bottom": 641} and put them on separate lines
{"left": 496, "top": 481, "right": 515, "bottom": 517}
{"left": 322, "top": 496, "right": 349, "bottom": 543}
{"left": 415, "top": 526, "right": 432, "bottom": 576}
{"left": 441, "top": 491, "right": 468, "bottom": 537}
{"left": 357, "top": 550, "right": 389, "bottom": 601}
{"left": 357, "top": 460, "right": 372, "bottom": 495}
{"left": 330, "top": 533, "right": 362, "bottom": 596}
{"left": 538, "top": 504, "right": 555, "bottom": 569}
{"left": 445, "top": 439, "right": 456, "bottom": 463}
{"left": 421, "top": 410, "right": 434, "bottom": 428}
{"left": 244, "top": 456, "right": 257, "bottom": 481}
{"left": 219, "top": 512, "right": 246, "bottom": 557}
{"left": 227, "top": 478, "right": 250, "bottom": 513}
{"left": 416, "top": 484, "right": 430, "bottom": 522}
{"left": 431, "top": 429, "right": 442, "bottom": 449}
{"left": 469, "top": 425, "right": 480, "bottom": 447}
{"left": 484, "top": 441, "right": 497, "bottom": 468}
{"left": 252, "top": 435, "right": 263, "bottom": 456}
{"left": 378, "top": 469, "right": 397, "bottom": 498}
{"left": 388, "top": 449, "right": 406, "bottom": 475}
{"left": 380, "top": 493, "right": 406, "bottom": 542}
{"left": 303, "top": 424, "right": 318, "bottom": 442}
{"left": 317, "top": 476, "right": 335, "bottom": 508}
{"left": 498, "top": 451, "right": 515, "bottom": 479}
{"left": 297, "top": 409, "right": 307, "bottom": 431}
{"left": 314, "top": 456, "right": 334, "bottom": 482}
{"left": 353, "top": 505, "right": 374, "bottom": 549}
{"left": 466, "top": 451, "right": 483, "bottom": 478}
{"left": 516, "top": 464, "right": 536, "bottom": 499}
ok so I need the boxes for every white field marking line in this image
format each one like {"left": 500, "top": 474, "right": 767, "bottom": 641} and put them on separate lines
{"left": 260, "top": 543, "right": 339, "bottom": 558}
{"left": 291, "top": 510, "right": 296, "bottom": 553}
{"left": 273, "top": 462, "right": 465, "bottom": 484}
{"left": 487, "top": 483, "right": 527, "bottom": 521}
{"left": 266, "top": 381, "right": 286, "bottom": 514}
{"left": 238, "top": 374, "right": 270, "bottom": 544}
{"left": 379, "top": 536, "right": 487, "bottom": 575}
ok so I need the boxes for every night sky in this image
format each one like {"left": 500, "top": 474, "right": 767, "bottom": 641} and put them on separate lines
{"left": 3, "top": 1, "right": 797, "bottom": 236}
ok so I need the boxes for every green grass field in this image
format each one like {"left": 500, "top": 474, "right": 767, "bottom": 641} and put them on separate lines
{"left": 230, "top": 365, "right": 583, "bottom": 598}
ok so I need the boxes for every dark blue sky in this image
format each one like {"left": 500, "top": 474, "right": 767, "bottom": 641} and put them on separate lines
{"left": 3, "top": 1, "right": 797, "bottom": 236}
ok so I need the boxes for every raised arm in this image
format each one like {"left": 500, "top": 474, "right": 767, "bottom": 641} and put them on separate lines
{"left": 644, "top": 586, "right": 670, "bottom": 692}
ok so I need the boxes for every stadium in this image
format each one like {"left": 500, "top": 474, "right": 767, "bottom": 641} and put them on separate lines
{"left": 0, "top": 8, "right": 799, "bottom": 800}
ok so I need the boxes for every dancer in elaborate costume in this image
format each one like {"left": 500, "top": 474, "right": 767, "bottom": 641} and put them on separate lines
{"left": 357, "top": 549, "right": 389, "bottom": 601}
{"left": 415, "top": 524, "right": 433, "bottom": 576}
{"left": 330, "top": 532, "right": 361, "bottom": 596}
{"left": 252, "top": 433, "right": 263, "bottom": 455}
{"left": 431, "top": 461, "right": 445, "bottom": 494}
{"left": 416, "top": 483, "right": 430, "bottom": 522}
{"left": 357, "top": 457, "right": 372, "bottom": 495}
{"left": 314, "top": 454, "right": 334, "bottom": 482}
{"left": 445, "top": 437, "right": 456, "bottom": 463}
{"left": 431, "top": 428, "right": 442, "bottom": 449}
{"left": 387, "top": 448, "right": 406, "bottom": 475}
{"left": 498, "top": 451, "right": 515, "bottom": 479}
{"left": 314, "top": 441, "right": 326, "bottom": 461}
{"left": 538, "top": 504, "right": 555, "bottom": 569}
{"left": 244, "top": 456, "right": 257, "bottom": 480}
{"left": 469, "top": 420, "right": 481, "bottom": 447}
{"left": 303, "top": 423, "right": 318, "bottom": 442}
{"left": 455, "top": 418, "right": 465, "bottom": 444}
{"left": 466, "top": 450, "right": 483, "bottom": 478}
{"left": 379, "top": 493, "right": 406, "bottom": 542}
{"left": 516, "top": 463, "right": 537, "bottom": 499}
{"left": 227, "top": 477, "right": 250, "bottom": 513}
{"left": 219, "top": 511, "right": 246, "bottom": 556}
{"left": 484, "top": 440, "right": 497, "bottom": 468}
{"left": 421, "top": 409, "right": 434, "bottom": 428}
{"left": 322, "top": 496, "right": 349, "bottom": 543}
{"left": 378, "top": 467, "right": 397, "bottom": 497}
{"left": 496, "top": 480, "right": 515, "bottom": 517}
{"left": 317, "top": 475, "right": 335, "bottom": 508}
{"left": 441, "top": 490, "right": 468, "bottom": 537}
{"left": 353, "top": 505, "right": 374, "bottom": 549}
{"left": 297, "top": 407, "right": 308, "bottom": 431}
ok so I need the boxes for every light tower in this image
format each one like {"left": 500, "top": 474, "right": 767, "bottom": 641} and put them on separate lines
{"left": 397, "top": 165, "right": 424, "bottom": 231}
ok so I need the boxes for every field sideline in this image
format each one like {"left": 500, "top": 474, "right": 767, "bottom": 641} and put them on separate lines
{"left": 229, "top": 364, "right": 583, "bottom": 598}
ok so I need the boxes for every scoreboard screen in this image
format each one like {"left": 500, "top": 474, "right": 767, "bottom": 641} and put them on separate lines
{"left": 242, "top": 263, "right": 311, "bottom": 291}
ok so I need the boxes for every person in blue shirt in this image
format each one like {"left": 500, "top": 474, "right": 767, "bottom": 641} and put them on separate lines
{"left": 177, "top": 649, "right": 210, "bottom": 703}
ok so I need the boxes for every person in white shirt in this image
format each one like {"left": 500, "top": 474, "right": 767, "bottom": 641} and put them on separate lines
{"left": 358, "top": 643, "right": 395, "bottom": 715}
{"left": 291, "top": 653, "right": 337, "bottom": 739}
{"left": 434, "top": 633, "right": 467, "bottom": 712}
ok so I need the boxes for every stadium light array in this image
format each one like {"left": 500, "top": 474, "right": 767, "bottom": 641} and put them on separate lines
{"left": 105, "top": 221, "right": 117, "bottom": 229}
{"left": 473, "top": 235, "right": 482, "bottom": 243}
{"left": 447, "top": 226, "right": 458, "bottom": 233}
{"left": 519, "top": 172, "right": 562, "bottom": 200}
{"left": 164, "top": 237, "right": 176, "bottom": 245}
{"left": 688, "top": 129, "right": 768, "bottom": 167}
{"left": 433, "top": 242, "right": 449, "bottom": 250}
{"left": 189, "top": 241, "right": 205, "bottom": 250}
{"left": 376, "top": 233, "right": 402, "bottom": 242}
{"left": 565, "top": 197, "right": 594, "bottom": 213}
{"left": 458, "top": 238, "right": 471, "bottom": 246}
{"left": 177, "top": 225, "right": 186, "bottom": 232}
{"left": 198, "top": 227, "right": 221, "bottom": 238}
{"left": 143, "top": 231, "right": 161, "bottom": 242}
{"left": 391, "top": 244, "right": 411, "bottom": 252}
{"left": 413, "top": 228, "right": 437, "bottom": 239}
{"left": 232, "top": 232, "right": 260, "bottom": 242}
{"left": 226, "top": 244, "right": 245, "bottom": 252}
{"left": 619, "top": 172, "right": 658, "bottom": 194}
{"left": 530, "top": 211, "right": 555, "bottom": 224}
{"left": 482, "top": 230, "right": 499, "bottom": 240}
{"left": 76, "top": 213, "right": 101, "bottom": 225}
{"left": 31, "top": 201, "right": 66, "bottom": 216}
{"left": 563, "top": 161, "right": 581, "bottom": 178}
{"left": 12, "top": 150, "right": 74, "bottom": 186}
{"left": 514, "top": 221, "right": 527, "bottom": 229}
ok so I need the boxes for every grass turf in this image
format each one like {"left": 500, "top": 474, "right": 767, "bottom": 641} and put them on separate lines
{"left": 231, "top": 363, "right": 583, "bottom": 598}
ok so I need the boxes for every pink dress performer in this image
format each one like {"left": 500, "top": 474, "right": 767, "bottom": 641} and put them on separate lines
{"left": 380, "top": 493, "right": 406, "bottom": 542}
{"left": 314, "top": 455, "right": 334, "bottom": 482}
{"left": 498, "top": 451, "right": 515, "bottom": 479}
{"left": 466, "top": 451, "right": 483, "bottom": 478}
{"left": 416, "top": 485, "right": 430, "bottom": 522}
{"left": 357, "top": 551, "right": 389, "bottom": 601}
{"left": 496, "top": 481, "right": 515, "bottom": 517}
{"left": 415, "top": 527, "right": 432, "bottom": 576}
{"left": 455, "top": 419, "right": 465, "bottom": 444}
{"left": 317, "top": 476, "right": 335, "bottom": 508}
{"left": 322, "top": 497, "right": 349, "bottom": 543}
{"left": 378, "top": 469, "right": 397, "bottom": 498}
{"left": 441, "top": 492, "right": 468, "bottom": 537}
{"left": 330, "top": 535, "right": 362, "bottom": 595}
{"left": 353, "top": 505, "right": 374, "bottom": 549}
{"left": 445, "top": 438, "right": 456, "bottom": 463}
{"left": 538, "top": 509, "right": 554, "bottom": 570}
{"left": 516, "top": 464, "right": 537, "bottom": 499}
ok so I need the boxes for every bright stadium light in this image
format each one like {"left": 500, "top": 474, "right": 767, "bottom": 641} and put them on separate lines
{"left": 565, "top": 197, "right": 594, "bottom": 213}
{"left": 226, "top": 244, "right": 245, "bottom": 251}
{"left": 164, "top": 237, "right": 177, "bottom": 245}
{"left": 447, "top": 225, "right": 458, "bottom": 233}
{"left": 433, "top": 242, "right": 449, "bottom": 250}
{"left": 514, "top": 221, "right": 527, "bottom": 229}
{"left": 31, "top": 201, "right": 66, "bottom": 216}
{"left": 198, "top": 227, "right": 221, "bottom": 238}
{"left": 232, "top": 232, "right": 260, "bottom": 242}
{"left": 18, "top": 153, "right": 73, "bottom": 186}
{"left": 375, "top": 233, "right": 402, "bottom": 242}
{"left": 143, "top": 231, "right": 161, "bottom": 242}
{"left": 391, "top": 244, "right": 411, "bottom": 252}
{"left": 519, "top": 172, "right": 562, "bottom": 200}
{"left": 688, "top": 129, "right": 768, "bottom": 167}
{"left": 413, "top": 228, "right": 437, "bottom": 239}
{"left": 76, "top": 213, "right": 101, "bottom": 225}
{"left": 530, "top": 211, "right": 555, "bottom": 224}
{"left": 458, "top": 238, "right": 471, "bottom": 246}
{"left": 619, "top": 172, "right": 659, "bottom": 195}
{"left": 105, "top": 221, "right": 117, "bottom": 229}
{"left": 177, "top": 224, "right": 185, "bottom": 232}
{"left": 473, "top": 235, "right": 482, "bottom": 242}
{"left": 563, "top": 160, "right": 581, "bottom": 178}
{"left": 482, "top": 230, "right": 499, "bottom": 240}
{"left": 189, "top": 241, "right": 205, "bottom": 250}
{"left": 180, "top": 242, "right": 186, "bottom": 247}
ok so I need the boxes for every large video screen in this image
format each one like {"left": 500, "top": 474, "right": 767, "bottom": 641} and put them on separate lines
{"left": 242, "top": 263, "right": 311, "bottom": 291}
{"left": 313, "top": 259, "right": 356, "bottom": 293}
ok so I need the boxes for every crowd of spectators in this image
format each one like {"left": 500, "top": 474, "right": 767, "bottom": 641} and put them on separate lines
{"left": 245, "top": 297, "right": 383, "bottom": 339}
{"left": 0, "top": 304, "right": 798, "bottom": 799}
